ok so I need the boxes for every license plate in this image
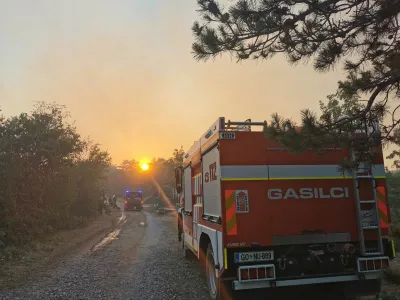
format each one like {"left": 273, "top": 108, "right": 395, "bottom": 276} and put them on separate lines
{"left": 235, "top": 251, "right": 274, "bottom": 263}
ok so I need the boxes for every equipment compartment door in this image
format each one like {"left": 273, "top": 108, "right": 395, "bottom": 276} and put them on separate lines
{"left": 202, "top": 146, "right": 222, "bottom": 218}
{"left": 267, "top": 179, "right": 358, "bottom": 242}
{"left": 183, "top": 167, "right": 194, "bottom": 248}
{"left": 184, "top": 167, "right": 192, "bottom": 212}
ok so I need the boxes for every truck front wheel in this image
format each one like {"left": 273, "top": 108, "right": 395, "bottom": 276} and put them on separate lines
{"left": 182, "top": 233, "right": 190, "bottom": 258}
{"left": 206, "top": 244, "right": 220, "bottom": 300}
{"left": 206, "top": 244, "right": 243, "bottom": 300}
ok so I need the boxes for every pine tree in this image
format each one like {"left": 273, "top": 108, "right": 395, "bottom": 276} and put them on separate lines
{"left": 387, "top": 127, "right": 400, "bottom": 169}
{"left": 192, "top": 0, "right": 400, "bottom": 169}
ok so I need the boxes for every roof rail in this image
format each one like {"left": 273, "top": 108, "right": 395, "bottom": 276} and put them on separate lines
{"left": 225, "top": 119, "right": 267, "bottom": 132}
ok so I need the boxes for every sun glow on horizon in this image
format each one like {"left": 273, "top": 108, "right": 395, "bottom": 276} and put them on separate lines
{"left": 140, "top": 163, "right": 149, "bottom": 171}
{"left": 139, "top": 158, "right": 150, "bottom": 171}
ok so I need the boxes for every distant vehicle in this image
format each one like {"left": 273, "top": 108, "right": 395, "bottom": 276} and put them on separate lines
{"left": 124, "top": 191, "right": 143, "bottom": 211}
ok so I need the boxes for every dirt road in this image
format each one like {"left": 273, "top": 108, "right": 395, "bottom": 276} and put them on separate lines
{"left": 0, "top": 211, "right": 209, "bottom": 300}
{"left": 1, "top": 209, "right": 398, "bottom": 300}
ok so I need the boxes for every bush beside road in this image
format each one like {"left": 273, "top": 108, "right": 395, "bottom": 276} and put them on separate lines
{"left": 0, "top": 104, "right": 111, "bottom": 254}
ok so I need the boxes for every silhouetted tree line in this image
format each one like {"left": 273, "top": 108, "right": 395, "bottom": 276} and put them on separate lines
{"left": 106, "top": 147, "right": 185, "bottom": 206}
{"left": 0, "top": 102, "right": 111, "bottom": 246}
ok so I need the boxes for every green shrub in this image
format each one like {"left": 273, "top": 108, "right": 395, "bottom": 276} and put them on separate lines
{"left": 0, "top": 102, "right": 110, "bottom": 247}
{"left": 387, "top": 171, "right": 400, "bottom": 237}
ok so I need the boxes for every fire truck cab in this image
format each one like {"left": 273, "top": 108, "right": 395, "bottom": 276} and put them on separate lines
{"left": 175, "top": 117, "right": 395, "bottom": 300}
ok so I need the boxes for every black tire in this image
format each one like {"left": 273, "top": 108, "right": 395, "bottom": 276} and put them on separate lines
{"left": 206, "top": 244, "right": 219, "bottom": 300}
{"left": 206, "top": 244, "right": 243, "bottom": 300}
{"left": 182, "top": 233, "right": 190, "bottom": 258}
{"left": 178, "top": 214, "right": 183, "bottom": 242}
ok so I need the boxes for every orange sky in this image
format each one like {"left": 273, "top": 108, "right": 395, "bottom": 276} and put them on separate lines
{"left": 0, "top": 1, "right": 395, "bottom": 166}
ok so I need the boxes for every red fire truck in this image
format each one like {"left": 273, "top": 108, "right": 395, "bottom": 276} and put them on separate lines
{"left": 175, "top": 117, "right": 395, "bottom": 300}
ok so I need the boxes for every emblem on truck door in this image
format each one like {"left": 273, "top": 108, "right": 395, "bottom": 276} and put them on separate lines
{"left": 236, "top": 190, "right": 249, "bottom": 213}
{"left": 268, "top": 187, "right": 350, "bottom": 200}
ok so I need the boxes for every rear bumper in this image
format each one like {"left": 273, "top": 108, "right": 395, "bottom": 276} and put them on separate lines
{"left": 124, "top": 205, "right": 143, "bottom": 210}
{"left": 233, "top": 256, "right": 389, "bottom": 292}
{"left": 232, "top": 272, "right": 382, "bottom": 291}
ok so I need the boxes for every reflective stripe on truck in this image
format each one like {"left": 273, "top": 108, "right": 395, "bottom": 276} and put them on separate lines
{"left": 225, "top": 190, "right": 237, "bottom": 236}
{"left": 220, "top": 164, "right": 386, "bottom": 181}
{"left": 376, "top": 186, "right": 389, "bottom": 228}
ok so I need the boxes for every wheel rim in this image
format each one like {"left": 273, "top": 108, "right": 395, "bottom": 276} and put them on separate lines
{"left": 207, "top": 254, "right": 217, "bottom": 296}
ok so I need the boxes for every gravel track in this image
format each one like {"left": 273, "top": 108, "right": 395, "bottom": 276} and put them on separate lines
{"left": 1, "top": 210, "right": 396, "bottom": 300}
{"left": 0, "top": 211, "right": 209, "bottom": 300}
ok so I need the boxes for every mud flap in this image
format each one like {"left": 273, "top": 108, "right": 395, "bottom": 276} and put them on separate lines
{"left": 342, "top": 279, "right": 381, "bottom": 298}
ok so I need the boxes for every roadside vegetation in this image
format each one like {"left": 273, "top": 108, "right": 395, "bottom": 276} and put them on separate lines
{"left": 388, "top": 171, "right": 400, "bottom": 237}
{"left": 0, "top": 101, "right": 184, "bottom": 264}
{"left": 0, "top": 102, "right": 111, "bottom": 260}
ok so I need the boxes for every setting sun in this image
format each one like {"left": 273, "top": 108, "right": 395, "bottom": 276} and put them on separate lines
{"left": 139, "top": 158, "right": 150, "bottom": 171}
{"left": 140, "top": 163, "right": 149, "bottom": 171}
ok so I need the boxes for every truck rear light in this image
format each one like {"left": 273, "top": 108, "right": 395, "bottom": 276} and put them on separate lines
{"left": 240, "top": 269, "right": 249, "bottom": 280}
{"left": 141, "top": 201, "right": 144, "bottom": 204}
{"left": 124, "top": 200, "right": 128, "bottom": 204}
{"left": 249, "top": 268, "right": 257, "bottom": 280}
{"left": 358, "top": 257, "right": 390, "bottom": 273}
{"left": 257, "top": 267, "right": 266, "bottom": 278}
{"left": 238, "top": 265, "right": 275, "bottom": 282}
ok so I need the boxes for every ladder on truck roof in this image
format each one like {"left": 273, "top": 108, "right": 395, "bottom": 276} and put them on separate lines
{"left": 224, "top": 119, "right": 267, "bottom": 131}
{"left": 350, "top": 119, "right": 384, "bottom": 256}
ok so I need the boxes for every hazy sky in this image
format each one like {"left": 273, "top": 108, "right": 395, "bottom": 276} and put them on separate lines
{"left": 1, "top": 0, "right": 351, "bottom": 164}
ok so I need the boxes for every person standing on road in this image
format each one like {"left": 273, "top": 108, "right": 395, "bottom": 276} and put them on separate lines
{"left": 112, "top": 194, "right": 118, "bottom": 209}
{"left": 104, "top": 198, "right": 111, "bottom": 215}
{"left": 102, "top": 193, "right": 111, "bottom": 215}
{"left": 98, "top": 191, "right": 107, "bottom": 215}
{"left": 178, "top": 194, "right": 184, "bottom": 242}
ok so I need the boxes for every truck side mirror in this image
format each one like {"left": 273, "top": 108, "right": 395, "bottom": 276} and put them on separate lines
{"left": 175, "top": 167, "right": 183, "bottom": 194}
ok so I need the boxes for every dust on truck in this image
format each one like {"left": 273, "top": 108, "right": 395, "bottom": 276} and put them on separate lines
{"left": 174, "top": 117, "right": 395, "bottom": 300}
